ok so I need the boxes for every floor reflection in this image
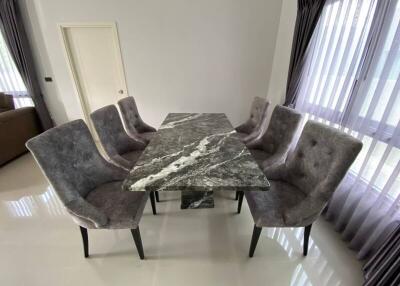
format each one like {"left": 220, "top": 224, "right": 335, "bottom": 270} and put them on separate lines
{"left": 263, "top": 227, "right": 348, "bottom": 286}
{"left": 3, "top": 186, "right": 66, "bottom": 218}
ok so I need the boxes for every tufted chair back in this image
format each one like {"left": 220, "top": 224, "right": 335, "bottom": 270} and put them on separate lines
{"left": 236, "top": 97, "right": 268, "bottom": 135}
{"left": 26, "top": 120, "right": 128, "bottom": 204}
{"left": 285, "top": 120, "right": 363, "bottom": 195}
{"left": 248, "top": 97, "right": 268, "bottom": 131}
{"left": 90, "top": 105, "right": 145, "bottom": 159}
{"left": 118, "top": 96, "right": 148, "bottom": 134}
{"left": 260, "top": 105, "right": 302, "bottom": 155}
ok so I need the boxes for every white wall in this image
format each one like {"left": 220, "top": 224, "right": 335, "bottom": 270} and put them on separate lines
{"left": 20, "top": 0, "right": 284, "bottom": 127}
{"left": 266, "top": 0, "right": 297, "bottom": 113}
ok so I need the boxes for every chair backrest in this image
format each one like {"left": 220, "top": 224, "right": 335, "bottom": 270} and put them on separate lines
{"left": 117, "top": 96, "right": 144, "bottom": 134}
{"left": 26, "top": 120, "right": 125, "bottom": 204}
{"left": 90, "top": 105, "right": 143, "bottom": 158}
{"left": 250, "top": 101, "right": 271, "bottom": 138}
{"left": 285, "top": 120, "right": 363, "bottom": 195}
{"left": 260, "top": 105, "right": 302, "bottom": 155}
{"left": 248, "top": 96, "right": 268, "bottom": 131}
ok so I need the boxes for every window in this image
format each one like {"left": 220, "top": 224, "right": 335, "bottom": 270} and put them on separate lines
{"left": 0, "top": 31, "right": 33, "bottom": 107}
{"left": 296, "top": 0, "right": 400, "bottom": 199}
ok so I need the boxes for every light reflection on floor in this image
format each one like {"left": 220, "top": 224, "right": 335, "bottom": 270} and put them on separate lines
{"left": 0, "top": 154, "right": 363, "bottom": 286}
{"left": 3, "top": 186, "right": 66, "bottom": 218}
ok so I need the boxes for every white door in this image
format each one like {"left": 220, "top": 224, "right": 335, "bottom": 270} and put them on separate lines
{"left": 60, "top": 23, "right": 128, "bottom": 129}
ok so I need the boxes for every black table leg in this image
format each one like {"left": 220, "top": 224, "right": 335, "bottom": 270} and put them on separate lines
{"left": 150, "top": 191, "right": 157, "bottom": 215}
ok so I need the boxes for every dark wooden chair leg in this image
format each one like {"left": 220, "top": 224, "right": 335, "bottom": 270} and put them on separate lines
{"left": 303, "top": 224, "right": 312, "bottom": 256}
{"left": 150, "top": 191, "right": 157, "bottom": 215}
{"left": 249, "top": 225, "right": 262, "bottom": 257}
{"left": 131, "top": 227, "right": 145, "bottom": 260}
{"left": 79, "top": 226, "right": 89, "bottom": 258}
{"left": 237, "top": 191, "right": 244, "bottom": 213}
{"left": 235, "top": 191, "right": 239, "bottom": 200}
{"left": 155, "top": 191, "right": 160, "bottom": 202}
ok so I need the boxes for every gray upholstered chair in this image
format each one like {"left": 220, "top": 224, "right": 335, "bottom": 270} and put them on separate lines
{"left": 238, "top": 120, "right": 362, "bottom": 257}
{"left": 26, "top": 119, "right": 157, "bottom": 260}
{"left": 90, "top": 105, "right": 146, "bottom": 170}
{"left": 235, "top": 105, "right": 302, "bottom": 201}
{"left": 235, "top": 97, "right": 269, "bottom": 141}
{"left": 246, "top": 105, "right": 303, "bottom": 169}
{"left": 117, "top": 96, "right": 157, "bottom": 143}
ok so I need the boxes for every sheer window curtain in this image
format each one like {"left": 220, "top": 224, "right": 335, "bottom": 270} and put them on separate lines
{"left": 0, "top": 0, "right": 53, "bottom": 129}
{"left": 0, "top": 22, "right": 32, "bottom": 108}
{"left": 295, "top": 0, "right": 400, "bottom": 260}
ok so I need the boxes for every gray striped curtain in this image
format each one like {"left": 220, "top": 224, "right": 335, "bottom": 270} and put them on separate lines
{"left": 285, "top": 0, "right": 326, "bottom": 107}
{"left": 294, "top": 0, "right": 400, "bottom": 263}
{"left": 0, "top": 0, "right": 53, "bottom": 130}
{"left": 363, "top": 222, "right": 400, "bottom": 286}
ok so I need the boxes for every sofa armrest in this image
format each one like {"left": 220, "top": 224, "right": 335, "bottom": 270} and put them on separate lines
{"left": 0, "top": 107, "right": 42, "bottom": 165}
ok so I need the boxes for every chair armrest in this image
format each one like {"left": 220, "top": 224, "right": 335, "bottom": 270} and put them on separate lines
{"left": 110, "top": 155, "right": 133, "bottom": 170}
{"left": 263, "top": 162, "right": 287, "bottom": 180}
{"left": 261, "top": 152, "right": 288, "bottom": 170}
{"left": 128, "top": 132, "right": 148, "bottom": 145}
{"left": 127, "top": 136, "right": 147, "bottom": 150}
{"left": 283, "top": 194, "right": 326, "bottom": 226}
{"left": 245, "top": 136, "right": 263, "bottom": 149}
{"left": 139, "top": 121, "right": 157, "bottom": 133}
{"left": 282, "top": 181, "right": 332, "bottom": 226}
{"left": 243, "top": 131, "right": 260, "bottom": 144}
{"left": 65, "top": 197, "right": 108, "bottom": 228}
{"left": 102, "top": 159, "right": 130, "bottom": 179}
{"left": 235, "top": 121, "right": 252, "bottom": 134}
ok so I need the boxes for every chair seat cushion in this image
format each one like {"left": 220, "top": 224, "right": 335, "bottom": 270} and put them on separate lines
{"left": 245, "top": 180, "right": 307, "bottom": 227}
{"left": 140, "top": 131, "right": 155, "bottom": 141}
{"left": 85, "top": 181, "right": 149, "bottom": 229}
{"left": 249, "top": 149, "right": 272, "bottom": 167}
{"left": 121, "top": 150, "right": 143, "bottom": 165}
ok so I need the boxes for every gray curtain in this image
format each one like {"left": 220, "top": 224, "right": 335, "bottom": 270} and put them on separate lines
{"left": 363, "top": 222, "right": 400, "bottom": 286}
{"left": 284, "top": 0, "right": 326, "bottom": 107}
{"left": 0, "top": 0, "right": 53, "bottom": 130}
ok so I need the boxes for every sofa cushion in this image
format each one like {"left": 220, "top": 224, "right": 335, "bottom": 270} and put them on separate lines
{"left": 0, "top": 107, "right": 41, "bottom": 165}
{"left": 0, "top": 93, "right": 15, "bottom": 112}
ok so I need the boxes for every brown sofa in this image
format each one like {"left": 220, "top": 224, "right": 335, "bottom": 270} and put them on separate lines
{"left": 0, "top": 93, "right": 42, "bottom": 166}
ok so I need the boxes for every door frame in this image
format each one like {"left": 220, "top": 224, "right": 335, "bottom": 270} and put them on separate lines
{"left": 59, "top": 22, "right": 129, "bottom": 131}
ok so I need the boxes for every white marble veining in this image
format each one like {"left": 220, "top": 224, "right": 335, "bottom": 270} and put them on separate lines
{"left": 129, "top": 130, "right": 235, "bottom": 191}
{"left": 158, "top": 113, "right": 204, "bottom": 129}
{"left": 124, "top": 113, "right": 270, "bottom": 193}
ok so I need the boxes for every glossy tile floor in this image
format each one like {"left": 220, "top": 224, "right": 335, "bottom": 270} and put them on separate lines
{"left": 0, "top": 154, "right": 364, "bottom": 286}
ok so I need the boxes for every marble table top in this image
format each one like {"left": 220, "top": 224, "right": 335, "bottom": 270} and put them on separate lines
{"left": 122, "top": 113, "right": 270, "bottom": 192}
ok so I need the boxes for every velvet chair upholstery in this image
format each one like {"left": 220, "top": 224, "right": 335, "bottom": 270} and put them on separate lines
{"left": 117, "top": 96, "right": 157, "bottom": 143}
{"left": 90, "top": 105, "right": 146, "bottom": 170}
{"left": 238, "top": 120, "right": 363, "bottom": 257}
{"left": 246, "top": 105, "right": 303, "bottom": 169}
{"left": 26, "top": 119, "right": 156, "bottom": 259}
{"left": 235, "top": 97, "right": 269, "bottom": 141}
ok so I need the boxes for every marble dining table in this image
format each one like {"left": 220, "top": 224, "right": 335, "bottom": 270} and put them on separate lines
{"left": 122, "top": 113, "right": 270, "bottom": 209}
